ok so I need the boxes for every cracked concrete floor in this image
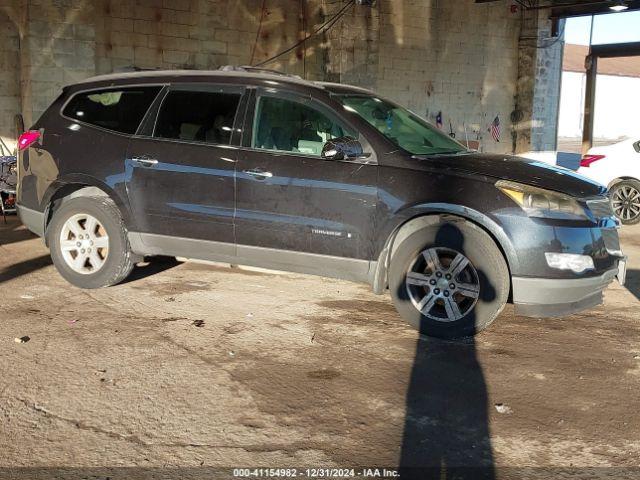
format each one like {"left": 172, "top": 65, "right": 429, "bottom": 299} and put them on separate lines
{"left": 1, "top": 215, "right": 640, "bottom": 477}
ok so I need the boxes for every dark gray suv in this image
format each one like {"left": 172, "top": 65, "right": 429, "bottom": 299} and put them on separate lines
{"left": 15, "top": 67, "right": 626, "bottom": 338}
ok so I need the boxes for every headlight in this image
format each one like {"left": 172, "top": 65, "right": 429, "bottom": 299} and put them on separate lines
{"left": 497, "top": 180, "right": 589, "bottom": 220}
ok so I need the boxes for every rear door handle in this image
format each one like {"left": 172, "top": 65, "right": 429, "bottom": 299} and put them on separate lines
{"left": 131, "top": 156, "right": 158, "bottom": 167}
{"left": 243, "top": 169, "right": 273, "bottom": 179}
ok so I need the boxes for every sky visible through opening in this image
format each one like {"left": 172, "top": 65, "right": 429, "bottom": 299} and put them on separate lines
{"left": 565, "top": 10, "right": 640, "bottom": 45}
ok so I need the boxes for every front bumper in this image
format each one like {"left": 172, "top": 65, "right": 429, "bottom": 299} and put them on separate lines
{"left": 512, "top": 264, "right": 623, "bottom": 318}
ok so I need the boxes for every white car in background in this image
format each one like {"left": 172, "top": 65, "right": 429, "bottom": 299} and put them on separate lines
{"left": 577, "top": 137, "right": 640, "bottom": 225}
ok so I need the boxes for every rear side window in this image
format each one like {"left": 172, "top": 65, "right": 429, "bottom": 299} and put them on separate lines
{"left": 63, "top": 87, "right": 161, "bottom": 135}
{"left": 154, "top": 90, "right": 241, "bottom": 145}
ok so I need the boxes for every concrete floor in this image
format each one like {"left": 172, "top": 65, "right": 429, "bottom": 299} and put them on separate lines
{"left": 1, "top": 215, "right": 640, "bottom": 478}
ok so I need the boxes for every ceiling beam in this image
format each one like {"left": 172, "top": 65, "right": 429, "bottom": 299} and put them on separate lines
{"left": 476, "top": 0, "right": 640, "bottom": 17}
{"left": 590, "top": 41, "right": 640, "bottom": 57}
{"left": 550, "top": 0, "right": 640, "bottom": 18}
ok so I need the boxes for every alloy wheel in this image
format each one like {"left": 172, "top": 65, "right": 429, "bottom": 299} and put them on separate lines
{"left": 405, "top": 247, "right": 480, "bottom": 322}
{"left": 612, "top": 185, "right": 640, "bottom": 222}
{"left": 59, "top": 213, "right": 109, "bottom": 275}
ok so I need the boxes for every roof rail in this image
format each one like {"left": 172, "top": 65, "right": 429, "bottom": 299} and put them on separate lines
{"left": 218, "top": 65, "right": 302, "bottom": 80}
{"left": 113, "top": 66, "right": 166, "bottom": 73}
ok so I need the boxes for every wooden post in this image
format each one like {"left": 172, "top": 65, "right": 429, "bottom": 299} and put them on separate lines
{"left": 581, "top": 53, "right": 597, "bottom": 155}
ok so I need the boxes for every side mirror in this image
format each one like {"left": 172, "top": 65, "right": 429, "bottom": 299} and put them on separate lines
{"left": 634, "top": 140, "right": 640, "bottom": 153}
{"left": 321, "top": 136, "right": 364, "bottom": 161}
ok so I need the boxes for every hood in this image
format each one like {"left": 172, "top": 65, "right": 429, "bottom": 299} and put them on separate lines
{"left": 413, "top": 153, "right": 606, "bottom": 198}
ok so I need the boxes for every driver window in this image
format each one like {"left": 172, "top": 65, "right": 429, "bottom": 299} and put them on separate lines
{"left": 252, "top": 96, "right": 356, "bottom": 157}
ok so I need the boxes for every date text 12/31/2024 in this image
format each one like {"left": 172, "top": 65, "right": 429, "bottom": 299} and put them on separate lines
{"left": 233, "top": 468, "right": 400, "bottom": 478}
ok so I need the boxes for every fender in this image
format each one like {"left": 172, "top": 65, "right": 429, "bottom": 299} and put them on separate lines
{"left": 608, "top": 177, "right": 640, "bottom": 189}
{"left": 371, "top": 203, "right": 518, "bottom": 295}
{"left": 41, "top": 173, "right": 134, "bottom": 234}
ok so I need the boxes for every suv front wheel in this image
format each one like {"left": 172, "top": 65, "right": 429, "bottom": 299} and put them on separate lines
{"left": 389, "top": 217, "right": 510, "bottom": 339}
{"left": 48, "top": 196, "right": 135, "bottom": 289}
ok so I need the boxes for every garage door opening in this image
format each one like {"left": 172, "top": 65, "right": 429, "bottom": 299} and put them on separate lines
{"left": 556, "top": 11, "right": 640, "bottom": 155}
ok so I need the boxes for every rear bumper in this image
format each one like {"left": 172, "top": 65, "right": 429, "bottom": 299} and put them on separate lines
{"left": 512, "top": 267, "right": 619, "bottom": 318}
{"left": 16, "top": 204, "right": 45, "bottom": 237}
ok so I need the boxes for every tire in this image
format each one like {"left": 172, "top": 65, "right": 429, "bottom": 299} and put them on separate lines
{"left": 47, "top": 196, "right": 135, "bottom": 289}
{"left": 610, "top": 179, "right": 640, "bottom": 225}
{"left": 389, "top": 217, "right": 510, "bottom": 339}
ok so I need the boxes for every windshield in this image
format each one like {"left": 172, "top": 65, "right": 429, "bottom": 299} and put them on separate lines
{"left": 336, "top": 94, "right": 467, "bottom": 156}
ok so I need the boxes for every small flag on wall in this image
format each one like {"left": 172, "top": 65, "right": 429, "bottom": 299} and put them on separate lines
{"left": 490, "top": 115, "right": 501, "bottom": 142}
{"left": 436, "top": 111, "right": 443, "bottom": 129}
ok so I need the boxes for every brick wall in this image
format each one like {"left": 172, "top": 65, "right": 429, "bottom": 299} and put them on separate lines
{"left": 27, "top": 1, "right": 96, "bottom": 124}
{"left": 0, "top": 0, "right": 562, "bottom": 155}
{"left": 326, "top": 1, "right": 522, "bottom": 153}
{"left": 93, "top": 0, "right": 328, "bottom": 76}
{"left": 0, "top": 5, "right": 20, "bottom": 152}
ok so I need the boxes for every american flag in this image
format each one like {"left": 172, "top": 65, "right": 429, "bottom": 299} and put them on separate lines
{"left": 436, "top": 111, "right": 443, "bottom": 129}
{"left": 490, "top": 115, "right": 501, "bottom": 142}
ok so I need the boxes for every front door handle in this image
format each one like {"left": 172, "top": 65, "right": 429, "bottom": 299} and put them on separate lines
{"left": 243, "top": 169, "right": 273, "bottom": 179}
{"left": 131, "top": 156, "right": 158, "bottom": 167}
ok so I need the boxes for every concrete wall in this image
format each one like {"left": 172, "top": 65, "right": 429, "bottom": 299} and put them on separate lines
{"left": 327, "top": 1, "right": 521, "bottom": 152}
{"left": 93, "top": 1, "right": 329, "bottom": 76}
{"left": 0, "top": 0, "right": 562, "bottom": 155}
{"left": 0, "top": 5, "right": 20, "bottom": 152}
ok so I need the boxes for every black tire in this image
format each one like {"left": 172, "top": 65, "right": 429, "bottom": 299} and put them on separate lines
{"left": 389, "top": 217, "right": 510, "bottom": 339}
{"left": 47, "top": 196, "right": 135, "bottom": 289}
{"left": 610, "top": 179, "right": 640, "bottom": 225}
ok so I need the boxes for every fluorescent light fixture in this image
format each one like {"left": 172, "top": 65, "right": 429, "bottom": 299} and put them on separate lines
{"left": 609, "top": 1, "right": 629, "bottom": 11}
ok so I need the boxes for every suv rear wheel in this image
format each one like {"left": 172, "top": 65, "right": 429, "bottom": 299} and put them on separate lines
{"left": 48, "top": 196, "right": 135, "bottom": 288}
{"left": 389, "top": 217, "right": 510, "bottom": 339}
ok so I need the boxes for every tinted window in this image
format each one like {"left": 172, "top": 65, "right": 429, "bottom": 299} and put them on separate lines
{"left": 63, "top": 87, "right": 161, "bottom": 135}
{"left": 253, "top": 96, "right": 356, "bottom": 157}
{"left": 154, "top": 90, "right": 241, "bottom": 145}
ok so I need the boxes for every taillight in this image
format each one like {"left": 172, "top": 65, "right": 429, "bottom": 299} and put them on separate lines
{"left": 580, "top": 154, "right": 605, "bottom": 168}
{"left": 17, "top": 130, "right": 40, "bottom": 151}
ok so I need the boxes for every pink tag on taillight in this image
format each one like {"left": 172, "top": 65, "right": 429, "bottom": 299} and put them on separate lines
{"left": 580, "top": 154, "right": 605, "bottom": 168}
{"left": 18, "top": 130, "right": 40, "bottom": 151}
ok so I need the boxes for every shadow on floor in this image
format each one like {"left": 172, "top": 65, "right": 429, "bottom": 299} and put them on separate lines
{"left": 0, "top": 254, "right": 52, "bottom": 285}
{"left": 399, "top": 336, "right": 494, "bottom": 479}
{"left": 0, "top": 217, "right": 36, "bottom": 247}
{"left": 119, "top": 256, "right": 183, "bottom": 284}
{"left": 398, "top": 223, "right": 495, "bottom": 480}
